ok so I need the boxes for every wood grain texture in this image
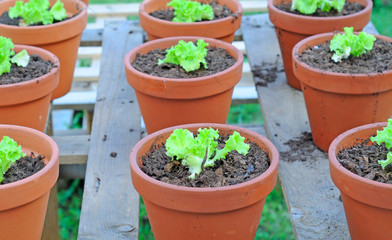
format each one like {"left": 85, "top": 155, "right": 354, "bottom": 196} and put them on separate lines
{"left": 52, "top": 135, "right": 90, "bottom": 165}
{"left": 242, "top": 14, "right": 354, "bottom": 239}
{"left": 77, "top": 21, "right": 143, "bottom": 240}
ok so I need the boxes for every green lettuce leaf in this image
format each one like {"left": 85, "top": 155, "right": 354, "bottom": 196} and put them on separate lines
{"left": 330, "top": 27, "right": 376, "bottom": 62}
{"left": 167, "top": 0, "right": 214, "bottom": 23}
{"left": 165, "top": 128, "right": 249, "bottom": 179}
{"left": 291, "top": 0, "right": 345, "bottom": 14}
{"left": 11, "top": 49, "right": 30, "bottom": 67}
{"left": 158, "top": 39, "right": 208, "bottom": 72}
{"left": 0, "top": 136, "right": 26, "bottom": 183}
{"left": 370, "top": 119, "right": 392, "bottom": 170}
{"left": 0, "top": 37, "right": 30, "bottom": 76}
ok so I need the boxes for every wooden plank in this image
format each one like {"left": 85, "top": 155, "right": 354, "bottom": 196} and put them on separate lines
{"left": 77, "top": 21, "right": 143, "bottom": 240}
{"left": 52, "top": 135, "right": 90, "bottom": 165}
{"left": 242, "top": 14, "right": 351, "bottom": 239}
{"left": 87, "top": 0, "right": 267, "bottom": 19}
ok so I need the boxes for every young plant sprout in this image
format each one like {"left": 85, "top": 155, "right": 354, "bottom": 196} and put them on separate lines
{"left": 158, "top": 39, "right": 209, "bottom": 72}
{"left": 165, "top": 128, "right": 250, "bottom": 179}
{"left": 9, "top": 0, "right": 67, "bottom": 26}
{"left": 291, "top": 0, "right": 345, "bottom": 15}
{"left": 370, "top": 119, "right": 392, "bottom": 170}
{"left": 167, "top": 0, "right": 214, "bottom": 23}
{"left": 330, "top": 27, "right": 376, "bottom": 62}
{"left": 0, "top": 36, "right": 30, "bottom": 76}
{"left": 0, "top": 136, "right": 26, "bottom": 183}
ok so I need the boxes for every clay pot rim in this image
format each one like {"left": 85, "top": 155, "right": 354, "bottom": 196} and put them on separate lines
{"left": 268, "top": 0, "right": 372, "bottom": 22}
{"left": 0, "top": 0, "right": 87, "bottom": 30}
{"left": 130, "top": 123, "right": 279, "bottom": 193}
{"left": 0, "top": 44, "right": 59, "bottom": 89}
{"left": 328, "top": 121, "right": 392, "bottom": 190}
{"left": 139, "top": 0, "right": 243, "bottom": 27}
{"left": 293, "top": 32, "right": 392, "bottom": 78}
{"left": 124, "top": 36, "right": 243, "bottom": 83}
{"left": 0, "top": 124, "right": 59, "bottom": 190}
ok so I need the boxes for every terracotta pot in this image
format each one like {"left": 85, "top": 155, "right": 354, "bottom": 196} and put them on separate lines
{"left": 0, "top": 125, "right": 59, "bottom": 240}
{"left": 139, "top": 0, "right": 242, "bottom": 43}
{"left": 0, "top": 0, "right": 88, "bottom": 99}
{"left": 124, "top": 36, "right": 243, "bottom": 134}
{"left": 0, "top": 45, "right": 59, "bottom": 132}
{"left": 292, "top": 32, "right": 392, "bottom": 152}
{"left": 268, "top": 0, "right": 372, "bottom": 90}
{"left": 130, "top": 123, "right": 279, "bottom": 240}
{"left": 329, "top": 122, "right": 392, "bottom": 240}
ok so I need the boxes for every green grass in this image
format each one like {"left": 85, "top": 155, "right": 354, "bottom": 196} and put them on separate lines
{"left": 371, "top": 0, "right": 392, "bottom": 37}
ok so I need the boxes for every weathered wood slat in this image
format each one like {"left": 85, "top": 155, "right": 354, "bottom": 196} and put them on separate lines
{"left": 53, "top": 135, "right": 90, "bottom": 164}
{"left": 78, "top": 21, "right": 143, "bottom": 239}
{"left": 242, "top": 14, "right": 351, "bottom": 239}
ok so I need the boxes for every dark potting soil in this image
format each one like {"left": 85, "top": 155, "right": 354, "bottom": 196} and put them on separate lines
{"left": 0, "top": 11, "right": 75, "bottom": 26}
{"left": 280, "top": 132, "right": 327, "bottom": 162}
{"left": 149, "top": 0, "right": 235, "bottom": 21}
{"left": 0, "top": 54, "right": 55, "bottom": 85}
{"left": 1, "top": 153, "right": 45, "bottom": 185}
{"left": 253, "top": 61, "right": 285, "bottom": 87}
{"left": 275, "top": 1, "right": 364, "bottom": 17}
{"left": 132, "top": 47, "right": 236, "bottom": 78}
{"left": 141, "top": 135, "right": 271, "bottom": 187}
{"left": 337, "top": 139, "right": 392, "bottom": 184}
{"left": 298, "top": 39, "right": 392, "bottom": 74}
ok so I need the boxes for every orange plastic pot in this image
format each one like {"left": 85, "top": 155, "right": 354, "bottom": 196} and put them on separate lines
{"left": 0, "top": 125, "right": 59, "bottom": 240}
{"left": 292, "top": 32, "right": 392, "bottom": 152}
{"left": 130, "top": 123, "right": 279, "bottom": 240}
{"left": 0, "top": 45, "right": 59, "bottom": 132}
{"left": 124, "top": 36, "right": 243, "bottom": 134}
{"left": 268, "top": 0, "right": 372, "bottom": 90}
{"left": 329, "top": 122, "right": 392, "bottom": 240}
{"left": 0, "top": 0, "right": 88, "bottom": 99}
{"left": 139, "top": 0, "right": 243, "bottom": 43}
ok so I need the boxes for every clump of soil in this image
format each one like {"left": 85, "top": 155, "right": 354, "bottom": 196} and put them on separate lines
{"left": 298, "top": 39, "right": 392, "bottom": 74}
{"left": 280, "top": 132, "right": 325, "bottom": 161}
{"left": 131, "top": 46, "right": 236, "bottom": 79}
{"left": 140, "top": 135, "right": 270, "bottom": 187}
{"left": 149, "top": 0, "right": 235, "bottom": 21}
{"left": 0, "top": 54, "right": 55, "bottom": 85}
{"left": 337, "top": 139, "right": 392, "bottom": 184}
{"left": 253, "top": 62, "right": 284, "bottom": 87}
{"left": 1, "top": 153, "right": 45, "bottom": 185}
{"left": 275, "top": 1, "right": 365, "bottom": 17}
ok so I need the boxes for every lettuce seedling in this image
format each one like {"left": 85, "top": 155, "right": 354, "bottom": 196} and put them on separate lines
{"left": 329, "top": 27, "right": 376, "bottom": 62}
{"left": 158, "top": 39, "right": 209, "bottom": 72}
{"left": 167, "top": 0, "right": 214, "bottom": 23}
{"left": 165, "top": 128, "right": 250, "bottom": 179}
{"left": 0, "top": 36, "right": 30, "bottom": 76}
{"left": 0, "top": 136, "right": 26, "bottom": 183}
{"left": 9, "top": 0, "right": 67, "bottom": 26}
{"left": 291, "top": 0, "right": 345, "bottom": 15}
{"left": 370, "top": 119, "right": 392, "bottom": 170}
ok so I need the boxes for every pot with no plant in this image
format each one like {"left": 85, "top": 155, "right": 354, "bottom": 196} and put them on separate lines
{"left": 268, "top": 0, "right": 372, "bottom": 90}
{"left": 139, "top": 0, "right": 243, "bottom": 43}
{"left": 292, "top": 28, "right": 392, "bottom": 151}
{"left": 0, "top": 125, "right": 59, "bottom": 240}
{"left": 0, "top": 0, "right": 88, "bottom": 99}
{"left": 329, "top": 119, "right": 392, "bottom": 240}
{"left": 0, "top": 36, "right": 59, "bottom": 132}
{"left": 130, "top": 123, "right": 279, "bottom": 240}
{"left": 124, "top": 36, "right": 243, "bottom": 134}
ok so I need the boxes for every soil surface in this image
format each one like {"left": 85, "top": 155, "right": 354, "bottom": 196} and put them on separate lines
{"left": 1, "top": 153, "right": 45, "bottom": 185}
{"left": 132, "top": 46, "right": 236, "bottom": 78}
{"left": 275, "top": 1, "right": 364, "bottom": 17}
{"left": 337, "top": 139, "right": 392, "bottom": 184}
{"left": 298, "top": 39, "right": 392, "bottom": 74}
{"left": 253, "top": 61, "right": 285, "bottom": 87}
{"left": 0, "top": 54, "right": 55, "bottom": 85}
{"left": 141, "top": 135, "right": 271, "bottom": 187}
{"left": 280, "top": 132, "right": 326, "bottom": 161}
{"left": 0, "top": 11, "right": 74, "bottom": 26}
{"left": 149, "top": 0, "right": 234, "bottom": 21}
